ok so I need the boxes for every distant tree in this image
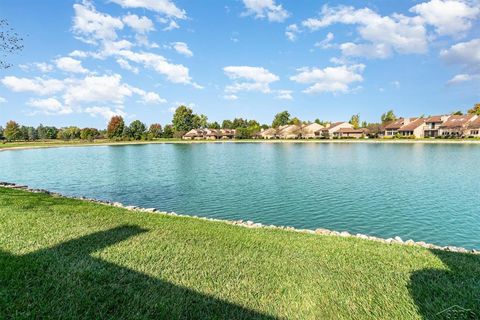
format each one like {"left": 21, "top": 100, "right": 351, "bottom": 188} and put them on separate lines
{"left": 232, "top": 118, "right": 248, "bottom": 128}
{"left": 57, "top": 127, "right": 81, "bottom": 140}
{"left": 162, "top": 124, "right": 174, "bottom": 138}
{"left": 19, "top": 126, "right": 29, "bottom": 141}
{"left": 261, "top": 124, "right": 269, "bottom": 129}
{"left": 172, "top": 105, "right": 195, "bottom": 133}
{"left": 467, "top": 103, "right": 480, "bottom": 115}
{"left": 314, "top": 119, "right": 330, "bottom": 126}
{"left": 366, "top": 123, "right": 383, "bottom": 138}
{"left": 361, "top": 121, "right": 367, "bottom": 128}
{"left": 381, "top": 110, "right": 397, "bottom": 125}
{"left": 207, "top": 121, "right": 220, "bottom": 129}
{"left": 148, "top": 123, "right": 162, "bottom": 139}
{"left": 0, "top": 19, "right": 24, "bottom": 69}
{"left": 349, "top": 114, "right": 360, "bottom": 129}
{"left": 107, "top": 116, "right": 125, "bottom": 139}
{"left": 80, "top": 128, "right": 99, "bottom": 142}
{"left": 451, "top": 110, "right": 463, "bottom": 115}
{"left": 4, "top": 120, "right": 21, "bottom": 141}
{"left": 37, "top": 124, "right": 58, "bottom": 140}
{"left": 129, "top": 120, "right": 147, "bottom": 140}
{"left": 247, "top": 120, "right": 260, "bottom": 128}
{"left": 272, "top": 111, "right": 290, "bottom": 128}
{"left": 222, "top": 120, "right": 233, "bottom": 129}
{"left": 0, "top": 126, "right": 4, "bottom": 140}
{"left": 289, "top": 117, "right": 302, "bottom": 126}
{"left": 27, "top": 126, "right": 38, "bottom": 140}
{"left": 198, "top": 114, "right": 208, "bottom": 128}
{"left": 235, "top": 127, "right": 252, "bottom": 139}
{"left": 122, "top": 125, "right": 132, "bottom": 140}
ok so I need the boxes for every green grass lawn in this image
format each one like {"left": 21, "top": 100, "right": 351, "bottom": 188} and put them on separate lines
{"left": 0, "top": 187, "right": 479, "bottom": 319}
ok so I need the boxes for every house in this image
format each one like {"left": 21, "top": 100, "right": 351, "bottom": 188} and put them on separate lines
{"left": 256, "top": 128, "right": 278, "bottom": 139}
{"left": 218, "top": 129, "right": 236, "bottom": 139}
{"left": 383, "top": 118, "right": 416, "bottom": 137}
{"left": 466, "top": 117, "right": 480, "bottom": 137}
{"left": 423, "top": 115, "right": 450, "bottom": 138}
{"left": 397, "top": 118, "right": 426, "bottom": 138}
{"left": 204, "top": 129, "right": 219, "bottom": 140}
{"left": 301, "top": 123, "right": 324, "bottom": 139}
{"left": 315, "top": 122, "right": 353, "bottom": 138}
{"left": 439, "top": 114, "right": 477, "bottom": 137}
{"left": 334, "top": 127, "right": 369, "bottom": 139}
{"left": 182, "top": 129, "right": 205, "bottom": 140}
{"left": 277, "top": 125, "right": 302, "bottom": 139}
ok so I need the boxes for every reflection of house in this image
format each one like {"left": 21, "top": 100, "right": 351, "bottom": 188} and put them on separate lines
{"left": 315, "top": 122, "right": 353, "bottom": 138}
{"left": 466, "top": 117, "right": 480, "bottom": 137}
{"left": 397, "top": 118, "right": 426, "bottom": 138}
{"left": 423, "top": 115, "right": 450, "bottom": 138}
{"left": 277, "top": 125, "right": 301, "bottom": 139}
{"left": 301, "top": 123, "right": 324, "bottom": 139}
{"left": 334, "top": 128, "right": 369, "bottom": 138}
{"left": 439, "top": 115, "right": 477, "bottom": 137}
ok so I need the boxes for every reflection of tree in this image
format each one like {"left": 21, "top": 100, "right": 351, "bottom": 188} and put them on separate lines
{"left": 0, "top": 19, "right": 24, "bottom": 69}
{"left": 0, "top": 226, "right": 276, "bottom": 319}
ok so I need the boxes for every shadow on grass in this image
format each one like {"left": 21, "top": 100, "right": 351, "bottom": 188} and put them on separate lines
{"left": 408, "top": 249, "right": 480, "bottom": 319}
{"left": 0, "top": 225, "right": 276, "bottom": 319}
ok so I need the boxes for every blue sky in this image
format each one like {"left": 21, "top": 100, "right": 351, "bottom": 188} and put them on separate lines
{"left": 0, "top": 0, "right": 479, "bottom": 128}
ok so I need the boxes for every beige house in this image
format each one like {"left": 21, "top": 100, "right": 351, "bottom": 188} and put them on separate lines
{"left": 466, "top": 117, "right": 480, "bottom": 137}
{"left": 277, "top": 125, "right": 302, "bottom": 139}
{"left": 384, "top": 118, "right": 415, "bottom": 137}
{"left": 301, "top": 123, "right": 324, "bottom": 138}
{"left": 315, "top": 122, "right": 354, "bottom": 138}
{"left": 423, "top": 115, "right": 450, "bottom": 138}
{"left": 439, "top": 115, "right": 477, "bottom": 137}
{"left": 218, "top": 129, "right": 236, "bottom": 139}
{"left": 334, "top": 127, "right": 369, "bottom": 138}
{"left": 204, "top": 129, "right": 219, "bottom": 140}
{"left": 182, "top": 129, "right": 205, "bottom": 140}
{"left": 397, "top": 118, "right": 426, "bottom": 138}
{"left": 183, "top": 128, "right": 236, "bottom": 140}
{"left": 257, "top": 128, "right": 278, "bottom": 139}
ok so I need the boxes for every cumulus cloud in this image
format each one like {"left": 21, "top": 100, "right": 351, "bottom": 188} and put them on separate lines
{"left": 441, "top": 38, "right": 480, "bottom": 84}
{"left": 55, "top": 57, "right": 89, "bottom": 73}
{"left": 19, "top": 62, "right": 54, "bottom": 73}
{"left": 122, "top": 14, "right": 154, "bottom": 34}
{"left": 27, "top": 98, "right": 73, "bottom": 115}
{"left": 276, "top": 90, "right": 293, "bottom": 100}
{"left": 116, "top": 58, "right": 139, "bottom": 73}
{"left": 171, "top": 42, "right": 193, "bottom": 57}
{"left": 410, "top": 0, "right": 479, "bottom": 37}
{"left": 223, "top": 66, "right": 279, "bottom": 94}
{"left": 110, "top": 0, "right": 186, "bottom": 19}
{"left": 242, "top": 0, "right": 290, "bottom": 22}
{"left": 290, "top": 64, "right": 365, "bottom": 94}
{"left": 285, "top": 24, "right": 299, "bottom": 41}
{"left": 84, "top": 106, "right": 127, "bottom": 120}
{"left": 0, "top": 96, "right": 7, "bottom": 103}
{"left": 315, "top": 32, "right": 335, "bottom": 49}
{"left": 1, "top": 76, "right": 65, "bottom": 95}
{"left": 223, "top": 94, "right": 239, "bottom": 100}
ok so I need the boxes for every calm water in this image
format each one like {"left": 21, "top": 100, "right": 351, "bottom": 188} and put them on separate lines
{"left": 1, "top": 143, "right": 479, "bottom": 249}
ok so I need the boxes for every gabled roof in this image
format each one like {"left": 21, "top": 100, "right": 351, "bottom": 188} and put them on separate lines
{"left": 398, "top": 118, "right": 425, "bottom": 131}
{"left": 277, "top": 124, "right": 301, "bottom": 135}
{"left": 337, "top": 128, "right": 368, "bottom": 134}
{"left": 318, "top": 122, "right": 350, "bottom": 132}
{"left": 301, "top": 122, "right": 324, "bottom": 134}
{"left": 440, "top": 115, "right": 476, "bottom": 128}
{"left": 467, "top": 117, "right": 480, "bottom": 129}
{"left": 425, "top": 115, "right": 448, "bottom": 123}
{"left": 384, "top": 118, "right": 418, "bottom": 130}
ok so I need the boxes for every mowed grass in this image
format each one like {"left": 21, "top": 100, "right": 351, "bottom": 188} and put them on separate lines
{"left": 0, "top": 188, "right": 479, "bottom": 319}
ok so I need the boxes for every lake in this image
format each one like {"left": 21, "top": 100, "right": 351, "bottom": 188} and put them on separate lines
{"left": 1, "top": 142, "right": 479, "bottom": 249}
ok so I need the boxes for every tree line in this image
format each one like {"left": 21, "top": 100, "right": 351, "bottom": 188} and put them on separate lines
{"left": 2, "top": 104, "right": 479, "bottom": 142}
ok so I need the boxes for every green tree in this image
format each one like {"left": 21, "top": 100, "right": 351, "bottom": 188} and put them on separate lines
{"left": 272, "top": 111, "right": 290, "bottom": 128}
{"left": 172, "top": 105, "right": 195, "bottom": 133}
{"left": 289, "top": 117, "right": 302, "bottom": 126}
{"left": 247, "top": 120, "right": 260, "bottom": 128}
{"left": 208, "top": 121, "right": 220, "bottom": 129}
{"left": 162, "top": 124, "right": 174, "bottom": 138}
{"left": 361, "top": 121, "right": 367, "bottom": 128}
{"left": 27, "top": 126, "right": 38, "bottom": 140}
{"left": 122, "top": 126, "right": 132, "bottom": 140}
{"left": 4, "top": 120, "right": 21, "bottom": 141}
{"left": 467, "top": 103, "right": 480, "bottom": 115}
{"left": 129, "top": 120, "right": 147, "bottom": 140}
{"left": 57, "top": 127, "right": 81, "bottom": 140}
{"left": 381, "top": 110, "right": 397, "bottom": 125}
{"left": 107, "top": 116, "right": 125, "bottom": 139}
{"left": 235, "top": 127, "right": 252, "bottom": 139}
{"left": 232, "top": 118, "right": 248, "bottom": 129}
{"left": 80, "top": 128, "right": 99, "bottom": 142}
{"left": 349, "top": 114, "right": 360, "bottom": 129}
{"left": 37, "top": 125, "right": 58, "bottom": 139}
{"left": 19, "top": 126, "right": 29, "bottom": 141}
{"left": 0, "top": 126, "right": 4, "bottom": 140}
{"left": 451, "top": 110, "right": 463, "bottom": 115}
{"left": 148, "top": 123, "right": 162, "bottom": 139}
{"left": 366, "top": 123, "right": 382, "bottom": 138}
{"left": 314, "top": 119, "right": 330, "bottom": 126}
{"left": 222, "top": 120, "right": 233, "bottom": 129}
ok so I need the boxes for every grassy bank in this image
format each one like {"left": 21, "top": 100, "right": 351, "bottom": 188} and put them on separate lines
{"left": 2, "top": 138, "right": 480, "bottom": 151}
{"left": 0, "top": 188, "right": 479, "bottom": 319}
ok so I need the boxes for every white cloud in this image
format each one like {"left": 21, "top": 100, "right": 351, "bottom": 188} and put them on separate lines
{"left": 285, "top": 24, "right": 299, "bottom": 41}
{"left": 171, "top": 42, "right": 193, "bottom": 57}
{"left": 447, "top": 73, "right": 479, "bottom": 83}
{"left": 116, "top": 58, "right": 139, "bottom": 73}
{"left": 302, "top": 5, "right": 428, "bottom": 58}
{"left": 1, "top": 76, "right": 65, "bottom": 95}
{"left": 111, "top": 0, "right": 186, "bottom": 19}
{"left": 84, "top": 106, "right": 127, "bottom": 120}
{"left": 223, "top": 94, "right": 239, "bottom": 100}
{"left": 315, "top": 32, "right": 335, "bottom": 49}
{"left": 55, "top": 57, "right": 89, "bottom": 74}
{"left": 339, "top": 42, "right": 391, "bottom": 59}
{"left": 290, "top": 64, "right": 365, "bottom": 94}
{"left": 242, "top": 0, "right": 290, "bottom": 22}
{"left": 410, "top": 0, "right": 479, "bottom": 37}
{"left": 441, "top": 38, "right": 480, "bottom": 84}
{"left": 162, "top": 20, "right": 179, "bottom": 31}
{"left": 122, "top": 14, "right": 154, "bottom": 34}
{"left": 27, "top": 98, "right": 73, "bottom": 115}
{"left": 130, "top": 87, "right": 167, "bottom": 104}
{"left": 0, "top": 97, "right": 6, "bottom": 103}
{"left": 223, "top": 66, "right": 279, "bottom": 94}
{"left": 276, "top": 90, "right": 293, "bottom": 100}
{"left": 72, "top": 2, "right": 124, "bottom": 43}
{"left": 20, "top": 62, "right": 54, "bottom": 73}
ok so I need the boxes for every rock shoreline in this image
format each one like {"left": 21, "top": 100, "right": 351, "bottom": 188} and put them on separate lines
{"left": 1, "top": 181, "right": 477, "bottom": 255}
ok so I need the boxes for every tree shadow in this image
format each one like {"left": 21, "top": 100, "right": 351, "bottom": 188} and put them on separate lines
{"left": 408, "top": 249, "right": 480, "bottom": 319}
{"left": 0, "top": 225, "right": 277, "bottom": 319}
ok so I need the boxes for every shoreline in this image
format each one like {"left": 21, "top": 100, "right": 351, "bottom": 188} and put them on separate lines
{"left": 2, "top": 137, "right": 480, "bottom": 152}
{"left": 1, "top": 181, "right": 477, "bottom": 255}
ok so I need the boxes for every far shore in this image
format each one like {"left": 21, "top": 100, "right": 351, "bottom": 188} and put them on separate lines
{"left": 2, "top": 137, "right": 480, "bottom": 152}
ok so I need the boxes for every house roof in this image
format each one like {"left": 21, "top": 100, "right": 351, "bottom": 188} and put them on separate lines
{"left": 337, "top": 128, "right": 368, "bottom": 134}
{"left": 317, "top": 122, "right": 348, "bottom": 132}
{"left": 467, "top": 117, "right": 480, "bottom": 129}
{"left": 425, "top": 115, "right": 447, "bottom": 123}
{"left": 183, "top": 129, "right": 204, "bottom": 137}
{"left": 384, "top": 118, "right": 416, "bottom": 130}
{"left": 277, "top": 124, "right": 301, "bottom": 135}
{"left": 398, "top": 118, "right": 425, "bottom": 131}
{"left": 440, "top": 115, "right": 476, "bottom": 128}
{"left": 259, "top": 128, "right": 277, "bottom": 136}
{"left": 301, "top": 123, "right": 324, "bottom": 134}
